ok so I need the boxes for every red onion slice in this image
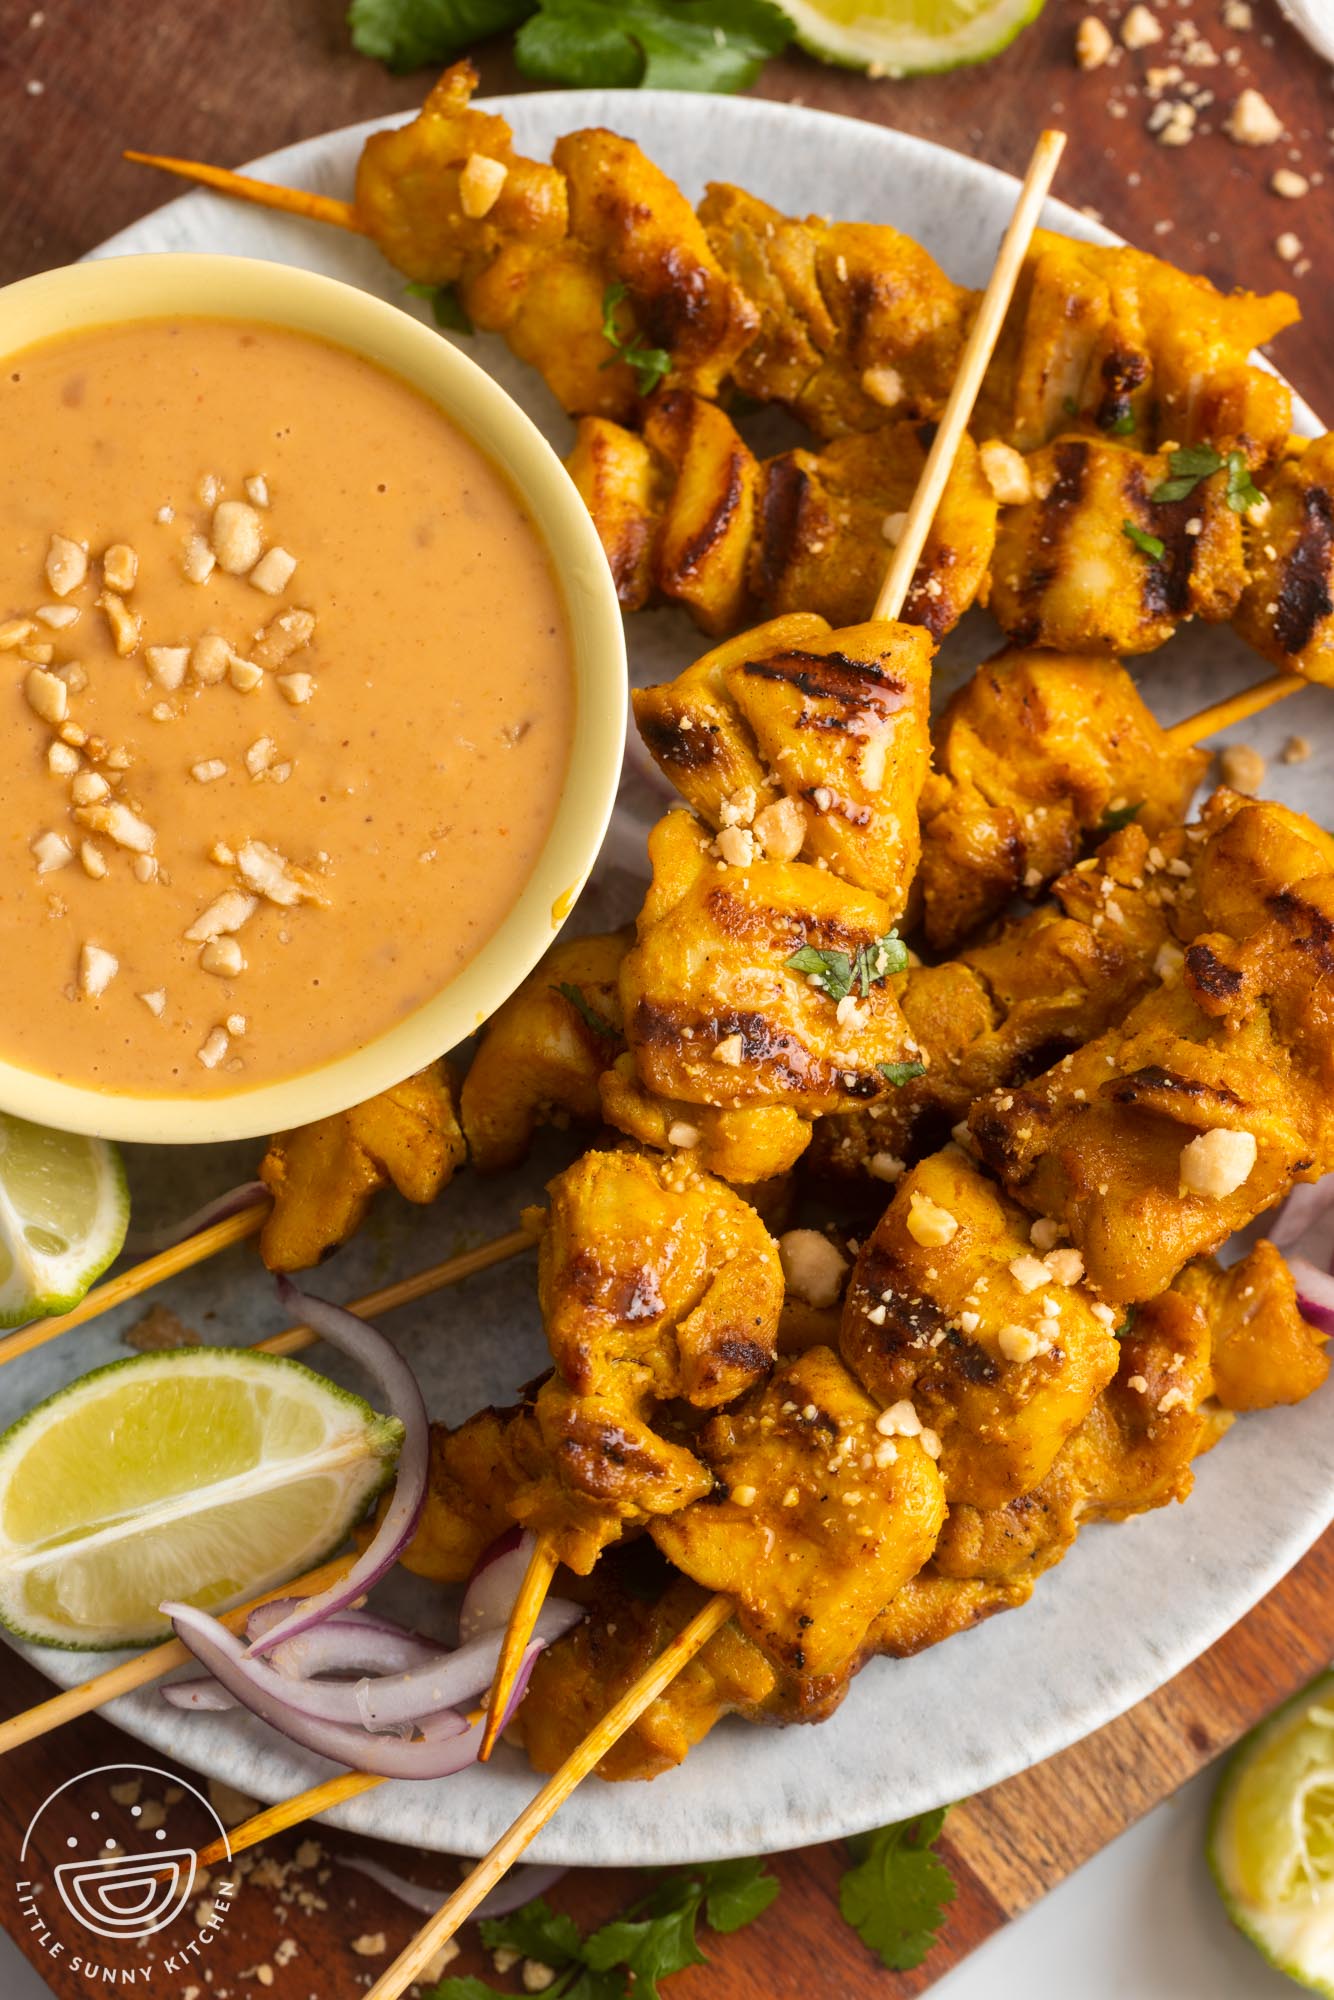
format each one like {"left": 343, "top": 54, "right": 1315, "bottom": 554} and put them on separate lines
{"left": 460, "top": 1528, "right": 535, "bottom": 1641}
{"left": 342, "top": 1853, "right": 568, "bottom": 1920}
{"left": 124, "top": 1181, "right": 267, "bottom": 1257}
{"left": 354, "top": 1603, "right": 580, "bottom": 1734}
{"left": 1268, "top": 1175, "right": 1334, "bottom": 1266}
{"left": 244, "top": 1277, "right": 429, "bottom": 1658}
{"left": 246, "top": 1603, "right": 447, "bottom": 1681}
{"left": 1289, "top": 1255, "right": 1334, "bottom": 1335}
{"left": 161, "top": 1675, "right": 237, "bottom": 1711}
{"left": 165, "top": 1601, "right": 485, "bottom": 1779}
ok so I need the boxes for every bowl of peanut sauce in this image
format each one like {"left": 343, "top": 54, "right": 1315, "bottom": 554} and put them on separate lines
{"left": 0, "top": 254, "right": 626, "bottom": 1143}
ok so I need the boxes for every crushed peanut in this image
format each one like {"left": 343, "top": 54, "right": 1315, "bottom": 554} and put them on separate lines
{"left": 459, "top": 152, "right": 509, "bottom": 219}
{"left": 45, "top": 533, "right": 88, "bottom": 597}
{"left": 277, "top": 671, "right": 314, "bottom": 705}
{"left": 102, "top": 543, "right": 138, "bottom": 592}
{"left": 752, "top": 795, "right": 806, "bottom": 861}
{"left": 1225, "top": 87, "right": 1282, "bottom": 145}
{"left": 249, "top": 546, "right": 297, "bottom": 595}
{"left": 24, "top": 665, "right": 67, "bottom": 725}
{"left": 905, "top": 1191, "right": 958, "bottom": 1248}
{"left": 1179, "top": 1127, "right": 1257, "bottom": 1198}
{"left": 211, "top": 499, "right": 265, "bottom": 575}
{"left": 1218, "top": 742, "right": 1265, "bottom": 794}
{"left": 182, "top": 534, "right": 216, "bottom": 584}
{"left": 998, "top": 1322, "right": 1042, "bottom": 1364}
{"left": 1121, "top": 3, "right": 1161, "bottom": 45}
{"left": 31, "top": 829, "right": 73, "bottom": 875}
{"left": 196, "top": 1025, "right": 230, "bottom": 1070}
{"left": 979, "top": 438, "right": 1034, "bottom": 505}
{"left": 145, "top": 643, "right": 189, "bottom": 691}
{"left": 779, "top": 1228, "right": 848, "bottom": 1307}
{"left": 200, "top": 937, "right": 245, "bottom": 978}
{"left": 1075, "top": 13, "right": 1114, "bottom": 67}
{"left": 860, "top": 364, "right": 904, "bottom": 408}
{"left": 79, "top": 942, "right": 119, "bottom": 998}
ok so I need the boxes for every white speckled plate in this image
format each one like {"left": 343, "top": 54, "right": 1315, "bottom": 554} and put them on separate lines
{"left": 4, "top": 92, "right": 1329, "bottom": 1866}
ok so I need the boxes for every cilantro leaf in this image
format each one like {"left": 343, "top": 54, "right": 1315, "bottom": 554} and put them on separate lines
{"left": 698, "top": 1856, "right": 781, "bottom": 1933}
{"left": 786, "top": 942, "right": 854, "bottom": 1001}
{"left": 1150, "top": 441, "right": 1223, "bottom": 504}
{"left": 405, "top": 280, "right": 474, "bottom": 335}
{"left": 349, "top": 0, "right": 535, "bottom": 69}
{"left": 1096, "top": 799, "right": 1143, "bottom": 835}
{"left": 787, "top": 930, "right": 906, "bottom": 1005}
{"left": 1122, "top": 520, "right": 1165, "bottom": 561}
{"left": 480, "top": 1898, "right": 586, "bottom": 1969}
{"left": 1225, "top": 448, "right": 1264, "bottom": 515}
{"left": 584, "top": 1900, "right": 706, "bottom": 1998}
{"left": 854, "top": 930, "right": 909, "bottom": 996}
{"left": 430, "top": 1980, "right": 510, "bottom": 2000}
{"left": 552, "top": 982, "right": 620, "bottom": 1040}
{"left": 517, "top": 0, "right": 791, "bottom": 93}
{"left": 839, "top": 1807, "right": 956, "bottom": 1972}
{"left": 597, "top": 282, "right": 672, "bottom": 395}
{"left": 1106, "top": 409, "right": 1137, "bottom": 436}
{"left": 878, "top": 1060, "right": 927, "bottom": 1088}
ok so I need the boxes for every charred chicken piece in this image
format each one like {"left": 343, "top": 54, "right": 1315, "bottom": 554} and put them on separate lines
{"left": 917, "top": 649, "right": 1207, "bottom": 951}
{"left": 598, "top": 1054, "right": 814, "bottom": 1184}
{"left": 988, "top": 436, "right": 1247, "bottom": 655}
{"left": 460, "top": 928, "right": 629, "bottom": 1174}
{"left": 258, "top": 1062, "right": 465, "bottom": 1272}
{"left": 841, "top": 1147, "right": 1119, "bottom": 1509}
{"left": 633, "top": 616, "right": 932, "bottom": 917}
{"left": 1235, "top": 434, "right": 1334, "bottom": 684}
{"left": 1179, "top": 1238, "right": 1327, "bottom": 1411}
{"left": 620, "top": 810, "right": 926, "bottom": 1124}
{"left": 651, "top": 1345, "right": 945, "bottom": 1707}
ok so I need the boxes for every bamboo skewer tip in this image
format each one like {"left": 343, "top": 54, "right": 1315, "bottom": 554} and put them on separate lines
{"left": 479, "top": 1538, "right": 561, "bottom": 1762}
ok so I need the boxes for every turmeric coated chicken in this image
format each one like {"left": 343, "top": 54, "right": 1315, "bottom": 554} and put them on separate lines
{"left": 568, "top": 395, "right": 994, "bottom": 638}
{"left": 1235, "top": 433, "right": 1334, "bottom": 685}
{"left": 841, "top": 1147, "right": 1120, "bottom": 1509}
{"left": 258, "top": 1062, "right": 465, "bottom": 1271}
{"left": 917, "top": 649, "right": 1208, "bottom": 951}
{"left": 633, "top": 616, "right": 932, "bottom": 918}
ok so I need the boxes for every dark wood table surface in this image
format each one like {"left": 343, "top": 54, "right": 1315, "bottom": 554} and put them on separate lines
{"left": 2, "top": 2, "right": 1333, "bottom": 1995}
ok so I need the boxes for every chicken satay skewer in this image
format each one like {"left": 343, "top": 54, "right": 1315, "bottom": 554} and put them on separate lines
{"left": 471, "top": 118, "right": 1068, "bottom": 1782}
{"left": 123, "top": 151, "right": 362, "bottom": 231}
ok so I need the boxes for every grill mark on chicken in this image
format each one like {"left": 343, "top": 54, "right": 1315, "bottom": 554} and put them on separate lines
{"left": 752, "top": 457, "right": 811, "bottom": 603}
{"left": 1094, "top": 347, "right": 1149, "bottom": 434}
{"left": 1274, "top": 484, "right": 1334, "bottom": 656}
{"left": 740, "top": 649, "right": 909, "bottom": 715}
{"left": 942, "top": 1327, "right": 1003, "bottom": 1386}
{"left": 669, "top": 444, "right": 750, "bottom": 582}
{"left": 1014, "top": 440, "right": 1089, "bottom": 642}
{"left": 1127, "top": 460, "right": 1197, "bottom": 620}
{"left": 1184, "top": 940, "right": 1245, "bottom": 1002}
{"left": 635, "top": 711, "right": 722, "bottom": 772}
{"left": 1107, "top": 1064, "right": 1245, "bottom": 1111}
{"left": 710, "top": 1335, "right": 775, "bottom": 1378}
{"left": 1271, "top": 885, "right": 1334, "bottom": 976}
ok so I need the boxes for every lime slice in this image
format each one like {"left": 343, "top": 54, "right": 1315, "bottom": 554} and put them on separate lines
{"left": 1209, "top": 1669, "right": 1334, "bottom": 1994}
{"left": 785, "top": 0, "right": 1046, "bottom": 74}
{"left": 0, "top": 1348, "right": 402, "bottom": 1648}
{"left": 0, "top": 1113, "right": 128, "bottom": 1327}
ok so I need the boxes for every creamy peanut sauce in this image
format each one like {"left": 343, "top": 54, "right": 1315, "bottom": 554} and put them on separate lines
{"left": 0, "top": 318, "right": 574, "bottom": 1094}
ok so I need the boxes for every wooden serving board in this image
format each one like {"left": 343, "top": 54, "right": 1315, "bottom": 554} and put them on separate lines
{"left": 3, "top": 0, "right": 1334, "bottom": 1992}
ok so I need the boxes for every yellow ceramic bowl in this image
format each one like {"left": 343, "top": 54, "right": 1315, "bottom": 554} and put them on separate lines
{"left": 0, "top": 254, "right": 627, "bottom": 1144}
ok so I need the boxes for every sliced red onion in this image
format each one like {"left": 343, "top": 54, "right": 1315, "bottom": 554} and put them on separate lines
{"left": 161, "top": 1675, "right": 237, "bottom": 1711}
{"left": 341, "top": 1853, "right": 568, "bottom": 1920}
{"left": 1289, "top": 1255, "right": 1334, "bottom": 1335}
{"left": 244, "top": 1278, "right": 429, "bottom": 1658}
{"left": 354, "top": 1603, "right": 580, "bottom": 1734}
{"left": 246, "top": 1602, "right": 446, "bottom": 1681}
{"left": 165, "top": 1601, "right": 485, "bottom": 1779}
{"left": 1268, "top": 1176, "right": 1334, "bottom": 1259}
{"left": 124, "top": 1181, "right": 266, "bottom": 1257}
{"left": 460, "top": 1528, "right": 534, "bottom": 1642}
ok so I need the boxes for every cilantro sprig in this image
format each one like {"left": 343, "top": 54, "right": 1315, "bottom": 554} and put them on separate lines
{"left": 1150, "top": 442, "right": 1264, "bottom": 515}
{"left": 405, "top": 280, "right": 474, "bottom": 335}
{"left": 552, "top": 983, "right": 620, "bottom": 1040}
{"left": 1122, "top": 520, "right": 1165, "bottom": 562}
{"left": 430, "top": 1861, "right": 778, "bottom": 2000}
{"left": 838, "top": 1807, "right": 956, "bottom": 1972}
{"left": 1096, "top": 799, "right": 1143, "bottom": 836}
{"left": 878, "top": 1060, "right": 927, "bottom": 1088}
{"left": 599, "top": 284, "right": 673, "bottom": 396}
{"left": 786, "top": 929, "right": 909, "bottom": 1004}
{"left": 350, "top": 0, "right": 792, "bottom": 92}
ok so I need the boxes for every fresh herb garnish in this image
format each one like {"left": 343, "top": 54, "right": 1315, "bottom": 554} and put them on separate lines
{"left": 838, "top": 1806, "right": 956, "bottom": 1973}
{"left": 1224, "top": 449, "right": 1264, "bottom": 515}
{"left": 1097, "top": 799, "right": 1143, "bottom": 835}
{"left": 1122, "top": 520, "right": 1165, "bottom": 562}
{"left": 785, "top": 930, "right": 908, "bottom": 1004}
{"left": 432, "top": 1861, "right": 779, "bottom": 2000}
{"left": 1116, "top": 1305, "right": 1138, "bottom": 1338}
{"left": 552, "top": 983, "right": 619, "bottom": 1040}
{"left": 1149, "top": 441, "right": 1263, "bottom": 516}
{"left": 352, "top": 0, "right": 792, "bottom": 93}
{"left": 599, "top": 283, "right": 673, "bottom": 395}
{"left": 405, "top": 279, "right": 474, "bottom": 335}
{"left": 1108, "top": 409, "right": 1137, "bottom": 436}
{"left": 878, "top": 1060, "right": 928, "bottom": 1088}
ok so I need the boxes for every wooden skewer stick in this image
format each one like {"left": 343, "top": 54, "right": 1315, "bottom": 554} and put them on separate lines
{"left": 0, "top": 1201, "right": 268, "bottom": 1368}
{"left": 873, "top": 127, "right": 1067, "bottom": 624}
{"left": 123, "top": 151, "right": 363, "bottom": 232}
{"left": 478, "top": 1538, "right": 560, "bottom": 1762}
{"left": 198, "top": 1769, "right": 383, "bottom": 1866}
{"left": 0, "top": 1551, "right": 356, "bottom": 1756}
{"left": 1164, "top": 670, "right": 1305, "bottom": 749}
{"left": 0, "top": 1226, "right": 537, "bottom": 1754}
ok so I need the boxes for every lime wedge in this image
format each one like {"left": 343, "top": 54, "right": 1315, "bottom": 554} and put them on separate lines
{"left": 785, "top": 0, "right": 1045, "bottom": 74}
{"left": 0, "top": 1113, "right": 128, "bottom": 1327}
{"left": 1209, "top": 1669, "right": 1334, "bottom": 1994}
{"left": 0, "top": 1348, "right": 402, "bottom": 1648}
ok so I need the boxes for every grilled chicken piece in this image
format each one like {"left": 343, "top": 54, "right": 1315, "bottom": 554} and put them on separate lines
{"left": 1235, "top": 434, "right": 1334, "bottom": 684}
{"left": 517, "top": 1559, "right": 776, "bottom": 1781}
{"left": 599, "top": 1054, "right": 813, "bottom": 1183}
{"left": 700, "top": 182, "right": 972, "bottom": 437}
{"left": 842, "top": 1147, "right": 1119, "bottom": 1509}
{"left": 970, "top": 872, "right": 1334, "bottom": 1305}
{"left": 641, "top": 388, "right": 759, "bottom": 634}
{"left": 652, "top": 1345, "right": 945, "bottom": 1704}
{"left": 537, "top": 1148, "right": 783, "bottom": 1409}
{"left": 564, "top": 419, "right": 664, "bottom": 610}
{"left": 460, "top": 929, "right": 629, "bottom": 1174}
{"left": 752, "top": 424, "right": 995, "bottom": 636}
{"left": 989, "top": 436, "right": 1247, "bottom": 654}
{"left": 399, "top": 1408, "right": 529, "bottom": 1585}
{"left": 621, "top": 810, "right": 926, "bottom": 1126}
{"left": 917, "top": 649, "right": 1208, "bottom": 951}
{"left": 258, "top": 1062, "right": 464, "bottom": 1272}
{"left": 976, "top": 230, "right": 1297, "bottom": 463}
{"left": 634, "top": 616, "right": 932, "bottom": 917}
{"left": 1168, "top": 788, "right": 1334, "bottom": 945}
{"left": 1180, "top": 1239, "right": 1328, "bottom": 1411}
{"left": 815, "top": 822, "right": 1180, "bottom": 1179}
{"left": 355, "top": 62, "right": 568, "bottom": 288}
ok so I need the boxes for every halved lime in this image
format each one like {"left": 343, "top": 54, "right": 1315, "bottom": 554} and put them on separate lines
{"left": 785, "top": 0, "right": 1046, "bottom": 74}
{"left": 1209, "top": 1669, "right": 1334, "bottom": 1994}
{"left": 0, "top": 1113, "right": 128, "bottom": 1327}
{"left": 0, "top": 1347, "right": 402, "bottom": 1648}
